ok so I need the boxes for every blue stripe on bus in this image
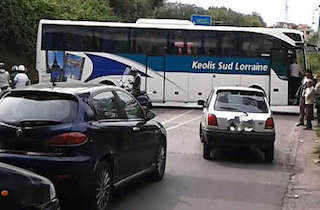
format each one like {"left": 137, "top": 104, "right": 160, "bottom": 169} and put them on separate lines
{"left": 86, "top": 54, "right": 128, "bottom": 81}
{"left": 120, "top": 54, "right": 269, "bottom": 75}
{"left": 165, "top": 56, "right": 270, "bottom": 75}
{"left": 86, "top": 54, "right": 150, "bottom": 81}
{"left": 86, "top": 54, "right": 270, "bottom": 81}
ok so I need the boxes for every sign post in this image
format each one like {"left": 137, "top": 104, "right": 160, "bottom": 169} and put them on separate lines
{"left": 191, "top": 15, "right": 212, "bottom": 26}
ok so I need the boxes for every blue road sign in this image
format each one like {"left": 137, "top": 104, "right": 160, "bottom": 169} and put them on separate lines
{"left": 191, "top": 15, "right": 212, "bottom": 26}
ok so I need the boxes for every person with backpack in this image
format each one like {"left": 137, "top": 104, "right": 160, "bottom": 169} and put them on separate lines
{"left": 12, "top": 65, "right": 30, "bottom": 89}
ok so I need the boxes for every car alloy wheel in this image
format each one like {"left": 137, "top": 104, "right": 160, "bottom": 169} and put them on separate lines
{"left": 157, "top": 144, "right": 166, "bottom": 175}
{"left": 96, "top": 162, "right": 112, "bottom": 210}
{"left": 150, "top": 143, "right": 166, "bottom": 181}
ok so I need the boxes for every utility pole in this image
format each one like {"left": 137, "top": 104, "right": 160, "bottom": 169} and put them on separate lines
{"left": 285, "top": 0, "right": 289, "bottom": 22}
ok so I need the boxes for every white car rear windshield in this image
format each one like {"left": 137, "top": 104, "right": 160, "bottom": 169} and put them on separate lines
{"left": 214, "top": 90, "right": 268, "bottom": 113}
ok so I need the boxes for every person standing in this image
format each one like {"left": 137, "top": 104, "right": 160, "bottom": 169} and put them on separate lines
{"left": 297, "top": 70, "right": 313, "bottom": 126}
{"left": 13, "top": 65, "right": 30, "bottom": 89}
{"left": 10, "top": 65, "right": 18, "bottom": 85}
{"left": 130, "top": 67, "right": 141, "bottom": 97}
{"left": 314, "top": 73, "right": 320, "bottom": 126}
{"left": 304, "top": 79, "right": 315, "bottom": 129}
{"left": 0, "top": 62, "right": 10, "bottom": 92}
{"left": 289, "top": 59, "right": 301, "bottom": 104}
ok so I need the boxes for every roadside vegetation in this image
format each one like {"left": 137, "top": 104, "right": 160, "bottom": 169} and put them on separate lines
{"left": 0, "top": 0, "right": 265, "bottom": 82}
{"left": 307, "top": 33, "right": 320, "bottom": 73}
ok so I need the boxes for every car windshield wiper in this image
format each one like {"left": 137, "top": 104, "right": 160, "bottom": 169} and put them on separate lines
{"left": 19, "top": 120, "right": 63, "bottom": 127}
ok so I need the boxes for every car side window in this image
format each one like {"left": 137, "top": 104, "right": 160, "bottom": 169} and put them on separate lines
{"left": 116, "top": 90, "right": 144, "bottom": 119}
{"left": 92, "top": 91, "right": 119, "bottom": 120}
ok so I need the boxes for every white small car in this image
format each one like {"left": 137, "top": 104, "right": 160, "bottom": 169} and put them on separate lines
{"left": 198, "top": 87, "right": 275, "bottom": 162}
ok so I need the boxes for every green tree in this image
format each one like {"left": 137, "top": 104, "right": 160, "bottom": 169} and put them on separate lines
{"left": 207, "top": 7, "right": 265, "bottom": 27}
{"left": 154, "top": 3, "right": 206, "bottom": 19}
{"left": 108, "top": 0, "right": 164, "bottom": 22}
{"left": 0, "top": 0, "right": 117, "bottom": 56}
{"left": 307, "top": 33, "right": 320, "bottom": 72}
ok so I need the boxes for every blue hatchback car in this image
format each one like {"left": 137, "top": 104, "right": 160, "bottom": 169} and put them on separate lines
{"left": 0, "top": 83, "right": 167, "bottom": 210}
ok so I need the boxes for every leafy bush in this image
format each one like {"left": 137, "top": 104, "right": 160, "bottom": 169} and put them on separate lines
{"left": 0, "top": 0, "right": 118, "bottom": 57}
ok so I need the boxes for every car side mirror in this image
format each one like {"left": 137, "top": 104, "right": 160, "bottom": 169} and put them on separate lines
{"left": 198, "top": 100, "right": 205, "bottom": 107}
{"left": 137, "top": 95, "right": 151, "bottom": 108}
{"left": 145, "top": 110, "right": 155, "bottom": 121}
{"left": 85, "top": 108, "right": 96, "bottom": 121}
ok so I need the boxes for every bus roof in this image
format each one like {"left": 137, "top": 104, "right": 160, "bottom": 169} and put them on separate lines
{"left": 39, "top": 19, "right": 297, "bottom": 47}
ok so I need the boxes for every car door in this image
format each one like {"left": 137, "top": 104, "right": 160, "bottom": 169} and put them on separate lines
{"left": 115, "top": 90, "right": 158, "bottom": 171}
{"left": 89, "top": 90, "right": 138, "bottom": 181}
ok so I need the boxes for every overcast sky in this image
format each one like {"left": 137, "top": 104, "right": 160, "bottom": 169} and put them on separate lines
{"left": 167, "top": 0, "right": 320, "bottom": 29}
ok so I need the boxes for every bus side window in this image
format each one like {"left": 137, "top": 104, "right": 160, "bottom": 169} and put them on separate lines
{"left": 174, "top": 41, "right": 184, "bottom": 54}
{"left": 203, "top": 31, "right": 219, "bottom": 56}
{"left": 221, "top": 32, "right": 238, "bottom": 57}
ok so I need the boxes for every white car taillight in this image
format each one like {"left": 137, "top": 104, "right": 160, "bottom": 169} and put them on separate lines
{"left": 265, "top": 117, "right": 274, "bottom": 129}
{"left": 208, "top": 114, "right": 218, "bottom": 126}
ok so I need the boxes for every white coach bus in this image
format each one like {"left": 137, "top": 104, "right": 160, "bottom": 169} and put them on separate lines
{"left": 36, "top": 19, "right": 307, "bottom": 106}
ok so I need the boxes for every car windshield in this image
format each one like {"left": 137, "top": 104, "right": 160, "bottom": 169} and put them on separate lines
{"left": 214, "top": 90, "right": 268, "bottom": 113}
{"left": 0, "top": 91, "right": 78, "bottom": 126}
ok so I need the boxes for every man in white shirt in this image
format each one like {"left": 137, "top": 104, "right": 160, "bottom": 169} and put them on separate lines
{"left": 13, "top": 65, "right": 30, "bottom": 89}
{"left": 304, "top": 79, "right": 314, "bottom": 129}
{"left": 297, "top": 70, "right": 313, "bottom": 126}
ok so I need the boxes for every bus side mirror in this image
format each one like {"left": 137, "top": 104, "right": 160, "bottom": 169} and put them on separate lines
{"left": 198, "top": 100, "right": 205, "bottom": 107}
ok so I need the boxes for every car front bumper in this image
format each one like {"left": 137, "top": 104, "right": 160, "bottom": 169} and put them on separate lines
{"left": 204, "top": 129, "right": 275, "bottom": 147}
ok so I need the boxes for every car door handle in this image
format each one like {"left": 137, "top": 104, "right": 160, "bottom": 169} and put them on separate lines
{"left": 133, "top": 127, "right": 140, "bottom": 131}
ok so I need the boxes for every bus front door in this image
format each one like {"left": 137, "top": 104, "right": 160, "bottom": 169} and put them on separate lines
{"left": 270, "top": 49, "right": 289, "bottom": 105}
{"left": 146, "top": 56, "right": 165, "bottom": 103}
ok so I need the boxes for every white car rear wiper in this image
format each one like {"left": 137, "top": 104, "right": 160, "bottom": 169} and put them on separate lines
{"left": 219, "top": 106, "right": 240, "bottom": 111}
{"left": 219, "top": 107, "right": 248, "bottom": 116}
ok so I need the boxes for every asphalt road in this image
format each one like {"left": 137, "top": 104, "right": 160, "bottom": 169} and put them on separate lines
{"left": 110, "top": 108, "right": 297, "bottom": 210}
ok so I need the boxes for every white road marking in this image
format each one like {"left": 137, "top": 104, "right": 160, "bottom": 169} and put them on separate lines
{"left": 161, "top": 110, "right": 194, "bottom": 125}
{"left": 166, "top": 116, "right": 201, "bottom": 131}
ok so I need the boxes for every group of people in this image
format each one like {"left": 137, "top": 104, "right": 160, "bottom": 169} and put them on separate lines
{"left": 296, "top": 69, "right": 320, "bottom": 129}
{"left": 0, "top": 62, "right": 30, "bottom": 92}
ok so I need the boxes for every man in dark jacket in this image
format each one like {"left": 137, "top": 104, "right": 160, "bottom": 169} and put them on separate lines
{"left": 130, "top": 67, "right": 141, "bottom": 97}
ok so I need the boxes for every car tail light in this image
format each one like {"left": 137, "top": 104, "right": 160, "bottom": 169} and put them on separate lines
{"left": 265, "top": 117, "right": 274, "bottom": 129}
{"left": 208, "top": 114, "right": 218, "bottom": 126}
{"left": 47, "top": 132, "right": 88, "bottom": 146}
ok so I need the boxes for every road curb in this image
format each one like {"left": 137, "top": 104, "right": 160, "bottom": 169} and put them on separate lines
{"left": 281, "top": 126, "right": 302, "bottom": 210}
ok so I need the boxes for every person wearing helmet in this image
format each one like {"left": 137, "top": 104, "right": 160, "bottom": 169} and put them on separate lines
{"left": 12, "top": 65, "right": 30, "bottom": 89}
{"left": 0, "top": 62, "right": 10, "bottom": 91}
{"left": 10, "top": 65, "right": 18, "bottom": 86}
{"left": 130, "top": 67, "right": 141, "bottom": 97}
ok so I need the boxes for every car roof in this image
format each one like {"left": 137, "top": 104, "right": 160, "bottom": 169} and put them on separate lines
{"left": 21, "top": 82, "right": 122, "bottom": 95}
{"left": 214, "top": 86, "right": 265, "bottom": 93}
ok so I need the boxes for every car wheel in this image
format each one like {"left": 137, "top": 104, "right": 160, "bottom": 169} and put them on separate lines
{"left": 95, "top": 161, "right": 113, "bottom": 210}
{"left": 199, "top": 125, "right": 205, "bottom": 143}
{"left": 150, "top": 143, "right": 166, "bottom": 181}
{"left": 265, "top": 145, "right": 274, "bottom": 163}
{"left": 203, "top": 142, "right": 211, "bottom": 160}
